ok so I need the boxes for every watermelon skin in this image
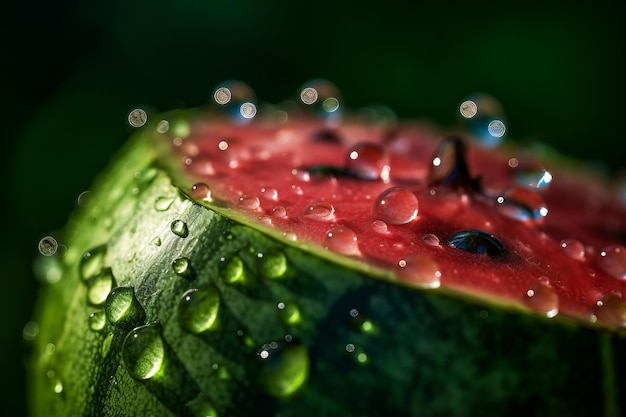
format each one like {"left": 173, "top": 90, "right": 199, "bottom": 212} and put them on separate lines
{"left": 27, "top": 117, "right": 625, "bottom": 417}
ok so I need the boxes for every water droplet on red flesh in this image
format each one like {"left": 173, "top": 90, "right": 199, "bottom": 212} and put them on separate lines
{"left": 169, "top": 116, "right": 626, "bottom": 328}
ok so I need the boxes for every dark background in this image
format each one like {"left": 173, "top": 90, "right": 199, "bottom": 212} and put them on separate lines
{"left": 1, "top": 1, "right": 624, "bottom": 415}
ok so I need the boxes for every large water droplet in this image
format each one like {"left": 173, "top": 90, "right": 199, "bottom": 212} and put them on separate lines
{"left": 154, "top": 196, "right": 174, "bottom": 211}
{"left": 371, "top": 220, "right": 389, "bottom": 234}
{"left": 524, "top": 281, "right": 559, "bottom": 318}
{"left": 38, "top": 236, "right": 58, "bottom": 256}
{"left": 496, "top": 187, "right": 548, "bottom": 221}
{"left": 250, "top": 340, "right": 309, "bottom": 398}
{"left": 87, "top": 268, "right": 116, "bottom": 306}
{"left": 105, "top": 287, "right": 146, "bottom": 330}
{"left": 173, "top": 257, "right": 195, "bottom": 280}
{"left": 560, "top": 239, "right": 585, "bottom": 261}
{"left": 422, "top": 234, "right": 440, "bottom": 246}
{"left": 298, "top": 79, "right": 342, "bottom": 123}
{"left": 178, "top": 286, "right": 221, "bottom": 334}
{"left": 324, "top": 226, "right": 359, "bottom": 255}
{"left": 459, "top": 93, "right": 507, "bottom": 149}
{"left": 80, "top": 245, "right": 107, "bottom": 282}
{"left": 88, "top": 311, "right": 107, "bottom": 332}
{"left": 122, "top": 323, "right": 165, "bottom": 380}
{"left": 597, "top": 244, "right": 626, "bottom": 279}
{"left": 171, "top": 220, "right": 189, "bottom": 238}
{"left": 593, "top": 292, "right": 626, "bottom": 326}
{"left": 237, "top": 195, "right": 261, "bottom": 211}
{"left": 428, "top": 137, "right": 481, "bottom": 192}
{"left": 212, "top": 80, "right": 257, "bottom": 124}
{"left": 373, "top": 187, "right": 418, "bottom": 225}
{"left": 220, "top": 255, "right": 246, "bottom": 284}
{"left": 305, "top": 202, "right": 335, "bottom": 221}
{"left": 448, "top": 230, "right": 505, "bottom": 255}
{"left": 257, "top": 251, "right": 288, "bottom": 279}
{"left": 396, "top": 255, "right": 442, "bottom": 289}
{"left": 191, "top": 183, "right": 212, "bottom": 201}
{"left": 345, "top": 142, "right": 390, "bottom": 182}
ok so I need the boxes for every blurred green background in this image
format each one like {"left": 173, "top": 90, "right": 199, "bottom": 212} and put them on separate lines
{"left": 1, "top": 0, "right": 623, "bottom": 415}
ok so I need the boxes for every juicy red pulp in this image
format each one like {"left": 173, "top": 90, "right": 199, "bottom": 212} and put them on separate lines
{"left": 167, "top": 117, "right": 626, "bottom": 327}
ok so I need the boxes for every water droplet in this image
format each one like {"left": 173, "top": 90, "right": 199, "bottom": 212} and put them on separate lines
{"left": 22, "top": 321, "right": 40, "bottom": 341}
{"left": 560, "top": 239, "right": 586, "bottom": 261}
{"left": 191, "top": 183, "right": 212, "bottom": 201}
{"left": 257, "top": 251, "right": 287, "bottom": 279}
{"left": 277, "top": 301, "right": 301, "bottom": 325}
{"left": 524, "top": 281, "right": 559, "bottom": 318}
{"left": 105, "top": 287, "right": 146, "bottom": 329}
{"left": 373, "top": 187, "right": 418, "bottom": 225}
{"left": 593, "top": 292, "right": 626, "bottom": 326}
{"left": 173, "top": 257, "right": 195, "bottom": 280}
{"left": 151, "top": 237, "right": 162, "bottom": 246}
{"left": 155, "top": 196, "right": 174, "bottom": 211}
{"left": 324, "top": 226, "right": 359, "bottom": 255}
{"left": 448, "top": 230, "right": 505, "bottom": 255}
{"left": 428, "top": 137, "right": 481, "bottom": 192}
{"left": 237, "top": 195, "right": 261, "bottom": 211}
{"left": 396, "top": 255, "right": 442, "bottom": 288}
{"left": 459, "top": 93, "right": 507, "bottom": 148}
{"left": 171, "top": 220, "right": 189, "bottom": 238}
{"left": 38, "top": 236, "right": 58, "bottom": 256}
{"left": 272, "top": 206, "right": 287, "bottom": 218}
{"left": 122, "top": 323, "right": 165, "bottom": 380}
{"left": 597, "top": 244, "right": 626, "bottom": 279}
{"left": 250, "top": 339, "right": 309, "bottom": 398}
{"left": 178, "top": 286, "right": 221, "bottom": 334}
{"left": 88, "top": 311, "right": 107, "bottom": 331}
{"left": 156, "top": 119, "right": 170, "bottom": 133}
{"left": 87, "top": 268, "right": 116, "bottom": 306}
{"left": 283, "top": 232, "right": 298, "bottom": 241}
{"left": 128, "top": 108, "right": 147, "bottom": 127}
{"left": 496, "top": 187, "right": 548, "bottom": 221}
{"left": 305, "top": 202, "right": 335, "bottom": 221}
{"left": 371, "top": 220, "right": 388, "bottom": 234}
{"left": 422, "top": 234, "right": 440, "bottom": 246}
{"left": 345, "top": 142, "right": 390, "bottom": 182}
{"left": 80, "top": 245, "right": 107, "bottom": 282}
{"left": 212, "top": 80, "right": 257, "bottom": 124}
{"left": 220, "top": 256, "right": 245, "bottom": 284}
{"left": 260, "top": 187, "right": 279, "bottom": 201}
{"left": 514, "top": 168, "right": 553, "bottom": 189}
{"left": 298, "top": 79, "right": 342, "bottom": 123}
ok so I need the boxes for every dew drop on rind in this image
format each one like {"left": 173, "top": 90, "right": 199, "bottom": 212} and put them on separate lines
{"left": 324, "top": 226, "right": 359, "bottom": 255}
{"left": 560, "top": 239, "right": 586, "bottom": 261}
{"left": 593, "top": 293, "right": 626, "bottom": 327}
{"left": 178, "top": 286, "right": 221, "bottom": 334}
{"left": 373, "top": 187, "right": 419, "bottom": 225}
{"left": 448, "top": 230, "right": 505, "bottom": 256}
{"left": 250, "top": 340, "right": 309, "bottom": 398}
{"left": 345, "top": 142, "right": 390, "bottom": 182}
{"left": 523, "top": 281, "right": 559, "bottom": 318}
{"left": 597, "top": 244, "right": 626, "bottom": 279}
{"left": 257, "top": 251, "right": 288, "bottom": 279}
{"left": 88, "top": 311, "right": 107, "bottom": 332}
{"left": 396, "top": 254, "right": 442, "bottom": 289}
{"left": 104, "top": 286, "right": 146, "bottom": 329}
{"left": 38, "top": 236, "right": 58, "bottom": 256}
{"left": 272, "top": 206, "right": 287, "bottom": 218}
{"left": 220, "top": 256, "right": 245, "bottom": 284}
{"left": 172, "top": 257, "right": 195, "bottom": 280}
{"left": 154, "top": 196, "right": 174, "bottom": 211}
{"left": 171, "top": 220, "right": 189, "bottom": 238}
{"left": 80, "top": 245, "right": 107, "bottom": 282}
{"left": 87, "top": 268, "right": 116, "bottom": 306}
{"left": 496, "top": 187, "right": 548, "bottom": 221}
{"left": 122, "top": 323, "right": 165, "bottom": 380}
{"left": 305, "top": 202, "right": 335, "bottom": 221}
{"left": 191, "top": 183, "right": 212, "bottom": 201}
{"left": 422, "top": 234, "right": 440, "bottom": 246}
